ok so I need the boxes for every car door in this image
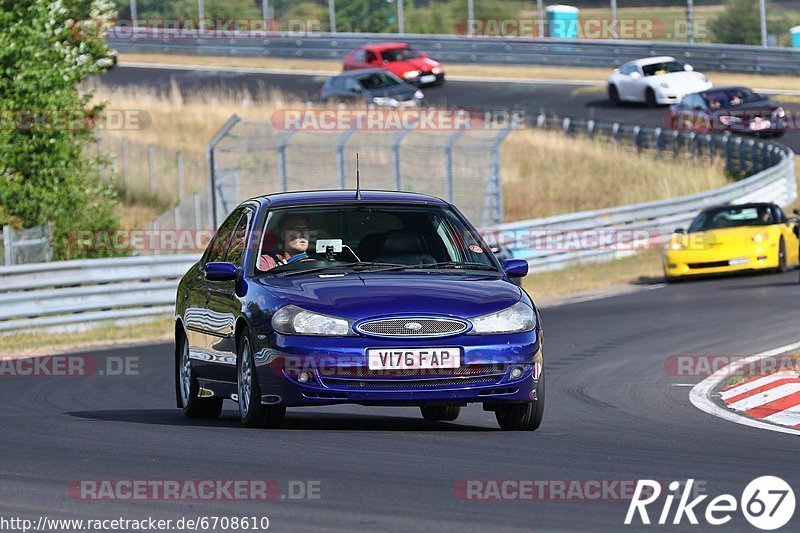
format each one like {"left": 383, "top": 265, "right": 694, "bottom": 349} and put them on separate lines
{"left": 775, "top": 206, "right": 800, "bottom": 265}
{"left": 205, "top": 207, "right": 255, "bottom": 383}
{"left": 343, "top": 77, "right": 364, "bottom": 101}
{"left": 617, "top": 64, "right": 643, "bottom": 102}
{"left": 189, "top": 208, "right": 243, "bottom": 380}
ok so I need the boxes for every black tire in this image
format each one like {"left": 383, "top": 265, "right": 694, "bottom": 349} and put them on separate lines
{"left": 176, "top": 329, "right": 223, "bottom": 418}
{"left": 237, "top": 329, "right": 286, "bottom": 428}
{"left": 645, "top": 88, "right": 657, "bottom": 108}
{"left": 420, "top": 405, "right": 461, "bottom": 421}
{"left": 777, "top": 238, "right": 788, "bottom": 273}
{"left": 608, "top": 85, "right": 620, "bottom": 105}
{"left": 495, "top": 372, "right": 545, "bottom": 431}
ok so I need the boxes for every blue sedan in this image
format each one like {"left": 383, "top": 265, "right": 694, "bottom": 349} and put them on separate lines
{"left": 174, "top": 190, "right": 544, "bottom": 430}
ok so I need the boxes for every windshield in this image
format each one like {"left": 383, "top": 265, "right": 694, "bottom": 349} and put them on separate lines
{"left": 688, "top": 205, "right": 776, "bottom": 232}
{"left": 382, "top": 47, "right": 422, "bottom": 62}
{"left": 256, "top": 203, "right": 499, "bottom": 275}
{"left": 357, "top": 71, "right": 403, "bottom": 90}
{"left": 701, "top": 88, "right": 762, "bottom": 108}
{"left": 641, "top": 61, "right": 685, "bottom": 77}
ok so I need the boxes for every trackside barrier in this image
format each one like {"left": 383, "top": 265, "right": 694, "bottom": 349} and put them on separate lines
{"left": 0, "top": 255, "right": 198, "bottom": 333}
{"left": 107, "top": 31, "right": 800, "bottom": 75}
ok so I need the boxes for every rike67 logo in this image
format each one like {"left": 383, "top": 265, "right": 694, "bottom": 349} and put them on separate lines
{"left": 625, "top": 477, "right": 795, "bottom": 530}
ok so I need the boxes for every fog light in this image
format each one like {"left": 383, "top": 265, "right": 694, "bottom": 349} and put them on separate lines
{"left": 510, "top": 367, "right": 524, "bottom": 379}
{"left": 298, "top": 372, "right": 310, "bottom": 383}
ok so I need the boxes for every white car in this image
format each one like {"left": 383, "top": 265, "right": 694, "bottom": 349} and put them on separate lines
{"left": 607, "top": 56, "right": 712, "bottom": 107}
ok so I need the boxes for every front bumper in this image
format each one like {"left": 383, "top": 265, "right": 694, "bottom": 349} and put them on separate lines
{"left": 664, "top": 246, "right": 779, "bottom": 278}
{"left": 253, "top": 331, "right": 541, "bottom": 407}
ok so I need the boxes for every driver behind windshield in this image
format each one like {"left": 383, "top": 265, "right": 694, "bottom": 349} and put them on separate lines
{"left": 258, "top": 214, "right": 313, "bottom": 271}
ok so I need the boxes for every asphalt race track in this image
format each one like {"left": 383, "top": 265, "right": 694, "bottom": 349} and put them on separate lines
{"left": 100, "top": 65, "right": 800, "bottom": 152}
{"left": 2, "top": 271, "right": 799, "bottom": 531}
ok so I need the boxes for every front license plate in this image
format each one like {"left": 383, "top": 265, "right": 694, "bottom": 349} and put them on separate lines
{"left": 420, "top": 74, "right": 436, "bottom": 84}
{"left": 367, "top": 348, "right": 461, "bottom": 370}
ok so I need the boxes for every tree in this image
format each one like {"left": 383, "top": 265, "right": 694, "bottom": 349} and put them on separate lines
{"left": 710, "top": 0, "right": 762, "bottom": 45}
{"left": 0, "top": 0, "right": 123, "bottom": 259}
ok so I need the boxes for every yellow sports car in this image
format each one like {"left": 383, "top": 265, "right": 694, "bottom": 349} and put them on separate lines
{"left": 663, "top": 202, "right": 799, "bottom": 280}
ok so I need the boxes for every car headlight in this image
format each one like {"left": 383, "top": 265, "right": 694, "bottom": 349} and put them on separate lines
{"left": 469, "top": 302, "right": 535, "bottom": 335}
{"left": 751, "top": 233, "right": 769, "bottom": 243}
{"left": 414, "top": 90, "right": 424, "bottom": 99}
{"left": 660, "top": 82, "right": 670, "bottom": 89}
{"left": 431, "top": 66, "right": 442, "bottom": 75}
{"left": 272, "top": 305, "right": 355, "bottom": 336}
{"left": 670, "top": 241, "right": 686, "bottom": 251}
{"left": 719, "top": 115, "right": 743, "bottom": 126}
{"left": 403, "top": 70, "right": 421, "bottom": 79}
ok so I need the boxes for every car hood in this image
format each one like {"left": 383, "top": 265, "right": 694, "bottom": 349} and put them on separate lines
{"left": 675, "top": 226, "right": 775, "bottom": 248}
{"left": 254, "top": 272, "right": 522, "bottom": 320}
{"left": 717, "top": 100, "right": 780, "bottom": 115}
{"left": 648, "top": 71, "right": 708, "bottom": 90}
{"left": 363, "top": 83, "right": 418, "bottom": 99}
{"left": 385, "top": 56, "right": 440, "bottom": 74}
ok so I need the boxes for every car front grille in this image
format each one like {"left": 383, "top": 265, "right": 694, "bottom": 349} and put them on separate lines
{"left": 356, "top": 317, "right": 469, "bottom": 338}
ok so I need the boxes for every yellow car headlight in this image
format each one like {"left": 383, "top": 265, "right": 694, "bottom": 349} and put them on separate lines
{"left": 670, "top": 241, "right": 686, "bottom": 251}
{"left": 751, "top": 232, "right": 769, "bottom": 243}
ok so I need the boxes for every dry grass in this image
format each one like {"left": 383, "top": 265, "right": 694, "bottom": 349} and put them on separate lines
{"left": 121, "top": 53, "right": 800, "bottom": 92}
{"left": 501, "top": 128, "right": 728, "bottom": 220}
{"left": 0, "top": 316, "right": 173, "bottom": 356}
{"left": 522, "top": 250, "right": 664, "bottom": 302}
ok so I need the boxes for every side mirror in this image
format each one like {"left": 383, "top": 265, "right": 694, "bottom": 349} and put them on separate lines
{"left": 684, "top": 63, "right": 694, "bottom": 72}
{"left": 502, "top": 259, "right": 529, "bottom": 279}
{"left": 674, "top": 228, "right": 686, "bottom": 234}
{"left": 204, "top": 262, "right": 238, "bottom": 281}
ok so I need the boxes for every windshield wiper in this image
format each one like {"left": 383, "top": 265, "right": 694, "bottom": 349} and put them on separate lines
{"left": 410, "top": 261, "right": 498, "bottom": 271}
{"left": 279, "top": 262, "right": 410, "bottom": 277}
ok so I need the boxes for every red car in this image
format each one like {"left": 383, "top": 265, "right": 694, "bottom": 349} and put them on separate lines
{"left": 342, "top": 42, "right": 445, "bottom": 86}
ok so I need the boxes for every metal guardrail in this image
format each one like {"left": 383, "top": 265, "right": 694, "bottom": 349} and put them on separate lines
{"left": 497, "top": 119, "right": 796, "bottom": 271}
{"left": 1, "top": 117, "right": 794, "bottom": 332}
{"left": 108, "top": 30, "right": 800, "bottom": 75}
{"left": 0, "top": 255, "right": 198, "bottom": 333}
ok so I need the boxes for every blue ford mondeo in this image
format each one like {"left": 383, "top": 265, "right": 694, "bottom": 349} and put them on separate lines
{"left": 174, "top": 190, "right": 544, "bottom": 430}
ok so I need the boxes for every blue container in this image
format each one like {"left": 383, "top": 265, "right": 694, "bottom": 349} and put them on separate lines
{"left": 546, "top": 5, "right": 579, "bottom": 39}
{"left": 792, "top": 26, "right": 800, "bottom": 48}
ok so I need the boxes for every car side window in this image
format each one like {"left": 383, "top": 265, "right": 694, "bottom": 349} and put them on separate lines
{"left": 204, "top": 209, "right": 244, "bottom": 264}
{"left": 354, "top": 50, "right": 366, "bottom": 62}
{"left": 225, "top": 209, "right": 254, "bottom": 268}
{"left": 620, "top": 64, "right": 637, "bottom": 76}
{"left": 344, "top": 78, "right": 361, "bottom": 92}
{"left": 365, "top": 51, "right": 377, "bottom": 63}
{"left": 330, "top": 76, "right": 344, "bottom": 91}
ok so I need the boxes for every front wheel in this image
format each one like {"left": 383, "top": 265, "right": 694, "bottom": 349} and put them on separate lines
{"left": 495, "top": 372, "right": 545, "bottom": 431}
{"left": 237, "top": 330, "right": 286, "bottom": 428}
{"left": 176, "top": 330, "right": 223, "bottom": 418}
{"left": 608, "top": 85, "right": 620, "bottom": 105}
{"left": 420, "top": 405, "right": 461, "bottom": 421}
{"left": 645, "top": 88, "right": 657, "bottom": 108}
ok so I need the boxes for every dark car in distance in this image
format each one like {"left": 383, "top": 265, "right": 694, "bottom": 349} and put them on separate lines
{"left": 668, "top": 86, "right": 786, "bottom": 137}
{"left": 319, "top": 69, "right": 424, "bottom": 108}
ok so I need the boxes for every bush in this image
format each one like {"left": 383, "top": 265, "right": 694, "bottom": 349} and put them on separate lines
{"left": 0, "top": 0, "right": 124, "bottom": 260}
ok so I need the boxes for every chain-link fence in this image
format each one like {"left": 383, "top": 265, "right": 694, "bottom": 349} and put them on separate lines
{"left": 206, "top": 115, "right": 512, "bottom": 229}
{"left": 1, "top": 225, "right": 51, "bottom": 266}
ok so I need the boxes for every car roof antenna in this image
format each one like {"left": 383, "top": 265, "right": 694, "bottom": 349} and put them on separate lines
{"left": 355, "top": 152, "right": 362, "bottom": 200}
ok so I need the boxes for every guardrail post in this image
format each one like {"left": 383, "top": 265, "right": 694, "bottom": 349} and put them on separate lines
{"left": 724, "top": 135, "right": 733, "bottom": 172}
{"left": 276, "top": 129, "right": 297, "bottom": 192}
{"left": 3, "top": 225, "right": 11, "bottom": 267}
{"left": 152, "top": 219, "right": 160, "bottom": 256}
{"left": 445, "top": 129, "right": 468, "bottom": 203}
{"left": 336, "top": 129, "right": 357, "bottom": 189}
{"left": 206, "top": 114, "right": 241, "bottom": 228}
{"left": 536, "top": 113, "right": 546, "bottom": 129}
{"left": 122, "top": 138, "right": 130, "bottom": 200}
{"left": 193, "top": 191, "right": 202, "bottom": 230}
{"left": 706, "top": 134, "right": 715, "bottom": 158}
{"left": 633, "top": 126, "right": 642, "bottom": 153}
{"left": 612, "top": 123, "right": 621, "bottom": 144}
{"left": 737, "top": 137, "right": 746, "bottom": 174}
{"left": 653, "top": 127, "right": 663, "bottom": 156}
{"left": 393, "top": 130, "right": 410, "bottom": 190}
{"left": 177, "top": 151, "right": 184, "bottom": 204}
{"left": 762, "top": 143, "right": 772, "bottom": 171}
{"left": 562, "top": 117, "right": 571, "bottom": 134}
{"left": 148, "top": 144, "right": 157, "bottom": 195}
{"left": 750, "top": 140, "right": 759, "bottom": 174}
{"left": 587, "top": 120, "right": 595, "bottom": 139}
